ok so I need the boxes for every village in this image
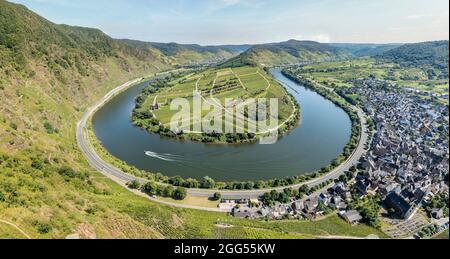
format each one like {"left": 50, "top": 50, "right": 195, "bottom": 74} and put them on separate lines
{"left": 221, "top": 76, "right": 449, "bottom": 238}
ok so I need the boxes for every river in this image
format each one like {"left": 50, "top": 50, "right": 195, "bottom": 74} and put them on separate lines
{"left": 92, "top": 69, "right": 351, "bottom": 181}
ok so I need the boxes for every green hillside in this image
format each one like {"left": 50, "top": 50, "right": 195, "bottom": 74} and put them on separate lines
{"left": 330, "top": 43, "right": 402, "bottom": 57}
{"left": 378, "top": 41, "right": 449, "bottom": 78}
{"left": 0, "top": 0, "right": 230, "bottom": 239}
{"left": 122, "top": 39, "right": 251, "bottom": 66}
{"left": 223, "top": 40, "right": 350, "bottom": 67}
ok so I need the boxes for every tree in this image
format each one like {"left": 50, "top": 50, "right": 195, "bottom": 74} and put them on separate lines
{"left": 278, "top": 192, "right": 290, "bottom": 203}
{"left": 262, "top": 192, "right": 274, "bottom": 206}
{"left": 127, "top": 180, "right": 141, "bottom": 189}
{"left": 201, "top": 176, "right": 216, "bottom": 189}
{"left": 212, "top": 192, "right": 222, "bottom": 201}
{"left": 169, "top": 176, "right": 185, "bottom": 186}
{"left": 183, "top": 178, "right": 200, "bottom": 188}
{"left": 143, "top": 182, "right": 158, "bottom": 195}
{"left": 283, "top": 188, "right": 293, "bottom": 197}
{"left": 173, "top": 187, "right": 187, "bottom": 200}
{"left": 298, "top": 185, "right": 310, "bottom": 195}
{"left": 163, "top": 185, "right": 175, "bottom": 197}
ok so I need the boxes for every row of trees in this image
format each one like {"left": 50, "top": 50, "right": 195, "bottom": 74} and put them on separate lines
{"left": 261, "top": 179, "right": 335, "bottom": 206}
{"left": 127, "top": 180, "right": 187, "bottom": 200}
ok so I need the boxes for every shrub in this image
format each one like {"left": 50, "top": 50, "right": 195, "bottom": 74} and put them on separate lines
{"left": 127, "top": 180, "right": 141, "bottom": 189}
{"left": 31, "top": 158, "right": 44, "bottom": 170}
{"left": 163, "top": 185, "right": 175, "bottom": 198}
{"left": 201, "top": 176, "right": 216, "bottom": 189}
{"left": 212, "top": 192, "right": 222, "bottom": 201}
{"left": 58, "top": 166, "right": 77, "bottom": 178}
{"left": 32, "top": 220, "right": 52, "bottom": 234}
{"left": 44, "top": 122, "right": 57, "bottom": 134}
{"left": 173, "top": 187, "right": 187, "bottom": 200}
{"left": 143, "top": 182, "right": 158, "bottom": 195}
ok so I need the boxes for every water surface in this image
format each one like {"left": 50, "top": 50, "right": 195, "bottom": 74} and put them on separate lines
{"left": 92, "top": 70, "right": 351, "bottom": 181}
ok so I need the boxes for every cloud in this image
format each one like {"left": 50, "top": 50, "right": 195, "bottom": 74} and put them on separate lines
{"left": 296, "top": 34, "right": 332, "bottom": 43}
{"left": 406, "top": 14, "right": 430, "bottom": 19}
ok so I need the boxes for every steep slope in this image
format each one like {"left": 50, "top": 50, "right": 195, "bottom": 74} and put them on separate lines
{"left": 377, "top": 40, "right": 449, "bottom": 80}
{"left": 0, "top": 0, "right": 198, "bottom": 238}
{"left": 223, "top": 40, "right": 350, "bottom": 67}
{"left": 121, "top": 39, "right": 251, "bottom": 66}
{"left": 377, "top": 41, "right": 449, "bottom": 69}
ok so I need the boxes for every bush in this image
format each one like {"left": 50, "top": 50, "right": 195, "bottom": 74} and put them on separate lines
{"left": 173, "top": 187, "right": 187, "bottom": 200}
{"left": 57, "top": 166, "right": 75, "bottom": 179}
{"left": 31, "top": 158, "right": 44, "bottom": 170}
{"left": 143, "top": 182, "right": 158, "bottom": 195}
{"left": 212, "top": 192, "right": 222, "bottom": 201}
{"left": 201, "top": 176, "right": 216, "bottom": 189}
{"left": 163, "top": 185, "right": 175, "bottom": 198}
{"left": 32, "top": 220, "right": 52, "bottom": 234}
{"left": 44, "top": 122, "right": 57, "bottom": 134}
{"left": 127, "top": 180, "right": 141, "bottom": 189}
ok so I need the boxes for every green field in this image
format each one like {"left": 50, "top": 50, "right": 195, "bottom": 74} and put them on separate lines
{"left": 299, "top": 58, "right": 449, "bottom": 100}
{"left": 134, "top": 66, "right": 297, "bottom": 141}
{"left": 433, "top": 229, "right": 449, "bottom": 239}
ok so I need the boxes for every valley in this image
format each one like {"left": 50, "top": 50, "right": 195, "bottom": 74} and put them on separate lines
{"left": 0, "top": 0, "right": 448, "bottom": 241}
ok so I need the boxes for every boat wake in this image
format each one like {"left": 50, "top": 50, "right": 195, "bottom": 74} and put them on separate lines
{"left": 144, "top": 151, "right": 180, "bottom": 162}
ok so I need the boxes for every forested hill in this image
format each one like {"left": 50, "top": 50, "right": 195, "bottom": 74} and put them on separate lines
{"left": 222, "top": 40, "right": 351, "bottom": 67}
{"left": 330, "top": 43, "right": 402, "bottom": 57}
{"left": 121, "top": 39, "right": 251, "bottom": 66}
{"left": 0, "top": 0, "right": 170, "bottom": 80}
{"left": 378, "top": 41, "right": 449, "bottom": 70}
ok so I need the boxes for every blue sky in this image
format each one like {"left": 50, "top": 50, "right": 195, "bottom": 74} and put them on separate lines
{"left": 10, "top": 0, "right": 450, "bottom": 45}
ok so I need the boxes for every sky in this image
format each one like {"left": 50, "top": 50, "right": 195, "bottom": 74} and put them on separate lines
{"left": 9, "top": 0, "right": 450, "bottom": 45}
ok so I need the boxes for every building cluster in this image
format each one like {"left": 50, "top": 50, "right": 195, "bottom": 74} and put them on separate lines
{"left": 227, "top": 77, "right": 448, "bottom": 226}
{"left": 226, "top": 182, "right": 357, "bottom": 223}
{"left": 343, "top": 77, "right": 449, "bottom": 219}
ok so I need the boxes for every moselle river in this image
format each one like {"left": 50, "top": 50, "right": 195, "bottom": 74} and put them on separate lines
{"left": 92, "top": 69, "right": 351, "bottom": 181}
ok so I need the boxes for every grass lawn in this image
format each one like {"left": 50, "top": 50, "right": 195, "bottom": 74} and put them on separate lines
{"left": 433, "top": 229, "right": 449, "bottom": 239}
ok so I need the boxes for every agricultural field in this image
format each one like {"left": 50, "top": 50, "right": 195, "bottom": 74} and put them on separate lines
{"left": 232, "top": 214, "right": 387, "bottom": 241}
{"left": 299, "top": 58, "right": 449, "bottom": 101}
{"left": 134, "top": 66, "right": 297, "bottom": 141}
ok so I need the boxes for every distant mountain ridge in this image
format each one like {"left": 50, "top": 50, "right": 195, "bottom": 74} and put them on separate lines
{"left": 330, "top": 43, "right": 403, "bottom": 57}
{"left": 222, "top": 40, "right": 351, "bottom": 67}
{"left": 121, "top": 39, "right": 251, "bottom": 66}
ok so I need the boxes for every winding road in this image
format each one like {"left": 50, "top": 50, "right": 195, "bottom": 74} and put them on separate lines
{"left": 77, "top": 72, "right": 369, "bottom": 209}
